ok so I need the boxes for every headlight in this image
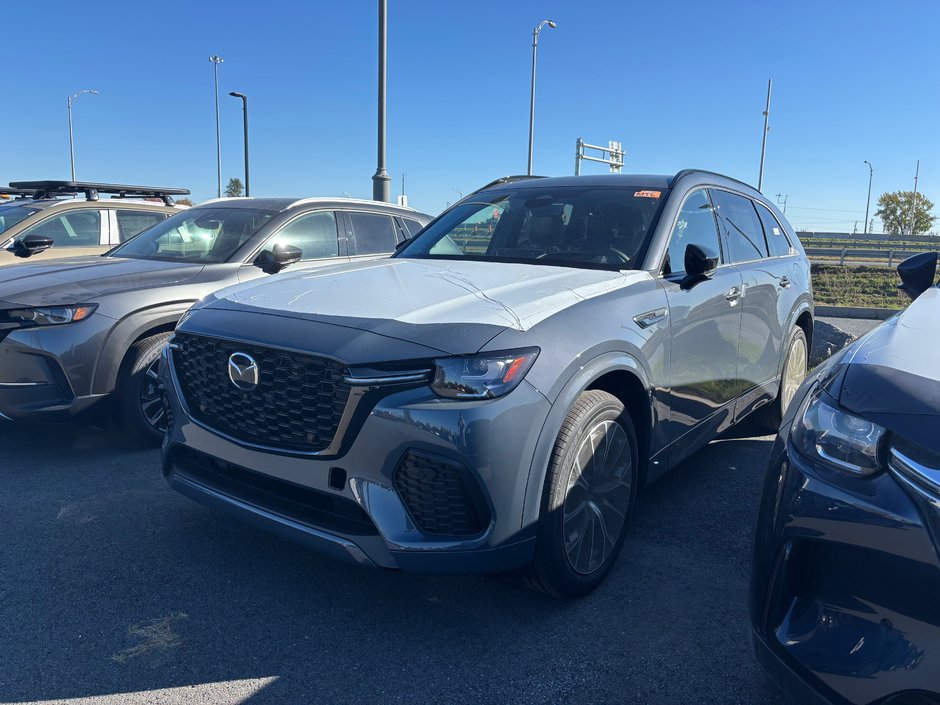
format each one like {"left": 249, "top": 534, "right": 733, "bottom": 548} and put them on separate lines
{"left": 4, "top": 304, "right": 97, "bottom": 327}
{"left": 430, "top": 348, "right": 539, "bottom": 400}
{"left": 792, "top": 388, "right": 886, "bottom": 475}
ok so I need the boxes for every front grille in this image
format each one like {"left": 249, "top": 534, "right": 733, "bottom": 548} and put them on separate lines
{"left": 172, "top": 333, "right": 351, "bottom": 452}
{"left": 394, "top": 450, "right": 489, "bottom": 536}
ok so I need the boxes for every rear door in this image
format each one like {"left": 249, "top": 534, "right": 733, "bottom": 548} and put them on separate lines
{"left": 660, "top": 188, "right": 744, "bottom": 462}
{"left": 344, "top": 211, "right": 403, "bottom": 262}
{"left": 110, "top": 209, "right": 169, "bottom": 244}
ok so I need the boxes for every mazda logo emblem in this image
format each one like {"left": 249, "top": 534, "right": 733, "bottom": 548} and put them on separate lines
{"left": 228, "top": 352, "right": 259, "bottom": 391}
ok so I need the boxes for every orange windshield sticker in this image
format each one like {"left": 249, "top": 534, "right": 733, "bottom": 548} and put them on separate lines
{"left": 634, "top": 190, "right": 661, "bottom": 198}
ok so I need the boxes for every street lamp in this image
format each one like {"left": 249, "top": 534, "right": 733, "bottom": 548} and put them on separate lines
{"left": 863, "top": 160, "right": 873, "bottom": 235}
{"left": 527, "top": 19, "right": 557, "bottom": 176}
{"left": 452, "top": 187, "right": 463, "bottom": 199}
{"left": 67, "top": 89, "right": 99, "bottom": 181}
{"left": 209, "top": 55, "right": 224, "bottom": 198}
{"left": 229, "top": 92, "right": 249, "bottom": 197}
{"left": 372, "top": 0, "right": 391, "bottom": 202}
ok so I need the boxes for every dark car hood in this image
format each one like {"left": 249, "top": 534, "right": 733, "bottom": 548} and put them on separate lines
{"left": 0, "top": 256, "right": 204, "bottom": 307}
{"left": 837, "top": 286, "right": 939, "bottom": 452}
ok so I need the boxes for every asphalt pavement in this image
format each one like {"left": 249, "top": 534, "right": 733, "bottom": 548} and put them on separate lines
{"left": 0, "top": 421, "right": 787, "bottom": 705}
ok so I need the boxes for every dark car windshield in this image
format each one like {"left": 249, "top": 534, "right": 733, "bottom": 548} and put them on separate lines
{"left": 109, "top": 207, "right": 275, "bottom": 263}
{"left": 397, "top": 185, "right": 669, "bottom": 270}
{"left": 0, "top": 205, "right": 39, "bottom": 237}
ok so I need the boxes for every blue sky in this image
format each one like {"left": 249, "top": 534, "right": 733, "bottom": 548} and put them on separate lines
{"left": 2, "top": 0, "right": 938, "bottom": 233}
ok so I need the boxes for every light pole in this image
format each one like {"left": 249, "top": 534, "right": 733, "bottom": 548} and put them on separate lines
{"left": 757, "top": 78, "right": 772, "bottom": 192}
{"left": 372, "top": 0, "right": 391, "bottom": 202}
{"left": 229, "top": 92, "right": 249, "bottom": 197}
{"left": 67, "top": 89, "right": 99, "bottom": 181}
{"left": 527, "top": 19, "right": 557, "bottom": 176}
{"left": 863, "top": 160, "right": 873, "bottom": 235}
{"left": 452, "top": 187, "right": 463, "bottom": 199}
{"left": 209, "top": 55, "right": 224, "bottom": 198}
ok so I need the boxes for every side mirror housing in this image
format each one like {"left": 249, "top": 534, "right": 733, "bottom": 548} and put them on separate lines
{"left": 255, "top": 243, "right": 302, "bottom": 275}
{"left": 680, "top": 243, "right": 719, "bottom": 290}
{"left": 9, "top": 233, "right": 54, "bottom": 258}
{"left": 897, "top": 251, "right": 938, "bottom": 300}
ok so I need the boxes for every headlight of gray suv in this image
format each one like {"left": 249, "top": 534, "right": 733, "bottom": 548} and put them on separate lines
{"left": 792, "top": 387, "right": 886, "bottom": 476}
{"left": 431, "top": 348, "right": 539, "bottom": 400}
{"left": 2, "top": 304, "right": 98, "bottom": 327}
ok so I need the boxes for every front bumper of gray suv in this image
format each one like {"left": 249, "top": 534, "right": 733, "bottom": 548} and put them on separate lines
{"left": 159, "top": 328, "right": 551, "bottom": 573}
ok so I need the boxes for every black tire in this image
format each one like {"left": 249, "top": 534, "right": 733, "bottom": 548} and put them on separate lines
{"left": 115, "top": 332, "right": 173, "bottom": 446}
{"left": 525, "top": 390, "right": 638, "bottom": 598}
{"left": 752, "top": 326, "right": 808, "bottom": 434}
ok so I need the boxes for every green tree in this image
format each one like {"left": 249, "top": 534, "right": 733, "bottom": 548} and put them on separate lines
{"left": 874, "top": 190, "right": 936, "bottom": 236}
{"left": 175, "top": 197, "right": 194, "bottom": 206}
{"left": 224, "top": 177, "right": 244, "bottom": 197}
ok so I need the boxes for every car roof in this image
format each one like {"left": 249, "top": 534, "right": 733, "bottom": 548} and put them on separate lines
{"left": 193, "top": 196, "right": 428, "bottom": 217}
{"left": 475, "top": 170, "right": 761, "bottom": 198}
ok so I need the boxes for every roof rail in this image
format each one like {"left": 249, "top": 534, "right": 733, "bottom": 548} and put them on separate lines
{"left": 670, "top": 169, "right": 757, "bottom": 192}
{"left": 470, "top": 174, "right": 548, "bottom": 196}
{"left": 0, "top": 187, "right": 39, "bottom": 200}
{"left": 8, "top": 180, "right": 190, "bottom": 206}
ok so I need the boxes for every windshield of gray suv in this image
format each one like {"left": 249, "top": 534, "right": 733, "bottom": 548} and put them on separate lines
{"left": 0, "top": 205, "right": 39, "bottom": 238}
{"left": 398, "top": 185, "right": 669, "bottom": 270}
{"left": 108, "top": 207, "right": 275, "bottom": 263}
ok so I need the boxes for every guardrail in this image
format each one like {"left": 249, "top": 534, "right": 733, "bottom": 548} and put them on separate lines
{"left": 802, "top": 242, "right": 940, "bottom": 266}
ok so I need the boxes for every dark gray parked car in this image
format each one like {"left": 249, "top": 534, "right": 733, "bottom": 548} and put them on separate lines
{"left": 0, "top": 197, "right": 429, "bottom": 443}
{"left": 160, "top": 171, "right": 813, "bottom": 596}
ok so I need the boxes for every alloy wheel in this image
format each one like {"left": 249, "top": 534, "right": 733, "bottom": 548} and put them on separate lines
{"left": 139, "top": 358, "right": 167, "bottom": 433}
{"left": 782, "top": 335, "right": 807, "bottom": 414}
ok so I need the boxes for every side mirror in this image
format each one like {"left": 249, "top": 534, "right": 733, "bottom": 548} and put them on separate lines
{"left": 897, "top": 251, "right": 938, "bottom": 300}
{"left": 255, "top": 243, "right": 302, "bottom": 275}
{"left": 680, "top": 243, "right": 719, "bottom": 290}
{"left": 9, "top": 233, "right": 54, "bottom": 258}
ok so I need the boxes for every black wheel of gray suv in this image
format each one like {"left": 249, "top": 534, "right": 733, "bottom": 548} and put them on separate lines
{"left": 526, "top": 390, "right": 638, "bottom": 598}
{"left": 116, "top": 332, "right": 173, "bottom": 446}
{"left": 753, "top": 326, "right": 808, "bottom": 434}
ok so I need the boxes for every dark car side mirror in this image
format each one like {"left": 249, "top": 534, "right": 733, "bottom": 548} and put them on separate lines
{"left": 897, "top": 251, "right": 938, "bottom": 300}
{"left": 680, "top": 243, "right": 719, "bottom": 290}
{"left": 255, "top": 243, "right": 303, "bottom": 275}
{"left": 9, "top": 233, "right": 55, "bottom": 258}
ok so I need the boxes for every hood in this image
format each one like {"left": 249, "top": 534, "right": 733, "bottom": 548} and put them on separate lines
{"left": 209, "top": 257, "right": 651, "bottom": 330}
{"left": 837, "top": 286, "right": 939, "bottom": 452}
{"left": 0, "top": 256, "right": 204, "bottom": 307}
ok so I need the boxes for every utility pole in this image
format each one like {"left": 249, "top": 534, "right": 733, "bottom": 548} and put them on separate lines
{"left": 209, "top": 56, "right": 224, "bottom": 198}
{"left": 775, "top": 193, "right": 788, "bottom": 214}
{"left": 757, "top": 79, "right": 772, "bottom": 192}
{"left": 863, "top": 160, "right": 873, "bottom": 235}
{"left": 909, "top": 160, "right": 920, "bottom": 236}
{"left": 372, "top": 0, "right": 391, "bottom": 202}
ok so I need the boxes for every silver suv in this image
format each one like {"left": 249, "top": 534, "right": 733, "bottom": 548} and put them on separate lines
{"left": 160, "top": 171, "right": 813, "bottom": 596}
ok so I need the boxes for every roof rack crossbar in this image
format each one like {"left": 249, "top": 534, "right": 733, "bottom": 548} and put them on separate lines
{"left": 8, "top": 180, "right": 190, "bottom": 206}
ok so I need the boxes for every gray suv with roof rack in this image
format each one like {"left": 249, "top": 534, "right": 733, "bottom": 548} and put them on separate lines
{"left": 160, "top": 169, "right": 813, "bottom": 597}
{"left": 0, "top": 195, "right": 429, "bottom": 444}
{"left": 0, "top": 181, "right": 190, "bottom": 262}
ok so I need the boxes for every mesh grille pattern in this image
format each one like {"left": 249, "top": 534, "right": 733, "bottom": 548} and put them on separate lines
{"left": 172, "top": 333, "right": 350, "bottom": 452}
{"left": 394, "top": 451, "right": 486, "bottom": 536}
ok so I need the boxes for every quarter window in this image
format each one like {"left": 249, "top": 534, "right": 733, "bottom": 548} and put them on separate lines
{"left": 754, "top": 202, "right": 793, "bottom": 257}
{"left": 711, "top": 190, "right": 768, "bottom": 263}
{"left": 664, "top": 190, "right": 721, "bottom": 276}
{"left": 403, "top": 219, "right": 425, "bottom": 237}
{"left": 19, "top": 210, "right": 102, "bottom": 247}
{"left": 271, "top": 211, "right": 339, "bottom": 260}
{"left": 348, "top": 212, "right": 398, "bottom": 255}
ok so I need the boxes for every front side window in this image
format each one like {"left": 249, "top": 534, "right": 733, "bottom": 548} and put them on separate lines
{"left": 109, "top": 207, "right": 274, "bottom": 263}
{"left": 116, "top": 210, "right": 167, "bottom": 242}
{"left": 270, "top": 211, "right": 339, "bottom": 260}
{"left": 664, "top": 189, "right": 721, "bottom": 275}
{"left": 0, "top": 205, "right": 38, "bottom": 238}
{"left": 348, "top": 212, "right": 399, "bottom": 255}
{"left": 754, "top": 202, "right": 793, "bottom": 257}
{"left": 19, "top": 210, "right": 102, "bottom": 247}
{"left": 711, "top": 190, "right": 768, "bottom": 263}
{"left": 399, "top": 186, "right": 668, "bottom": 270}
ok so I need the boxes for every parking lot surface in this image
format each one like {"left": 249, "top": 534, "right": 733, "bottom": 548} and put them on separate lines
{"left": 0, "top": 420, "right": 788, "bottom": 705}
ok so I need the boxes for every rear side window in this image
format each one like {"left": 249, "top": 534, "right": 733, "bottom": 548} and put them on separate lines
{"left": 270, "top": 211, "right": 339, "bottom": 260}
{"left": 754, "top": 202, "right": 793, "bottom": 257}
{"left": 711, "top": 190, "right": 768, "bottom": 263}
{"left": 116, "top": 210, "right": 166, "bottom": 242}
{"left": 20, "top": 210, "right": 102, "bottom": 246}
{"left": 403, "top": 219, "right": 424, "bottom": 237}
{"left": 664, "top": 189, "right": 721, "bottom": 275}
{"left": 348, "top": 212, "right": 398, "bottom": 255}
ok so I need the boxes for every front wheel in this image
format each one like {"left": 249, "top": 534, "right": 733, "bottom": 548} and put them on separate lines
{"left": 526, "top": 390, "right": 638, "bottom": 597}
{"left": 115, "top": 332, "right": 173, "bottom": 446}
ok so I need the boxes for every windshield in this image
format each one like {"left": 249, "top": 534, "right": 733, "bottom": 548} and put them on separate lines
{"left": 109, "top": 207, "right": 275, "bottom": 263}
{"left": 0, "top": 205, "right": 39, "bottom": 238}
{"left": 398, "top": 185, "right": 669, "bottom": 270}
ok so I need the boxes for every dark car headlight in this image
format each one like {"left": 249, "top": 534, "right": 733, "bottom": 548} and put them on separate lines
{"left": 430, "top": 348, "right": 539, "bottom": 400}
{"left": 2, "top": 304, "right": 97, "bottom": 327}
{"left": 792, "top": 387, "right": 886, "bottom": 476}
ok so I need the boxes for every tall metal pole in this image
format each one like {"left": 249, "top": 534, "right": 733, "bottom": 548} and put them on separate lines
{"left": 229, "top": 92, "right": 249, "bottom": 196}
{"left": 757, "top": 78, "right": 772, "bottom": 192}
{"left": 209, "top": 56, "right": 224, "bottom": 198}
{"left": 863, "top": 160, "right": 873, "bottom": 235}
{"left": 910, "top": 159, "right": 920, "bottom": 236}
{"left": 372, "top": 0, "right": 390, "bottom": 202}
{"left": 67, "top": 89, "right": 98, "bottom": 181}
{"left": 527, "top": 19, "right": 556, "bottom": 176}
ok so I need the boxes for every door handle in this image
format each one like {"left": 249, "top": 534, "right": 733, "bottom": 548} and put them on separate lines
{"left": 779, "top": 276, "right": 791, "bottom": 288}
{"left": 725, "top": 287, "right": 742, "bottom": 303}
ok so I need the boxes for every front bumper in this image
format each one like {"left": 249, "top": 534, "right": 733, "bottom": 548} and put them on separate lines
{"left": 160, "top": 344, "right": 550, "bottom": 574}
{"left": 750, "top": 436, "right": 940, "bottom": 705}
